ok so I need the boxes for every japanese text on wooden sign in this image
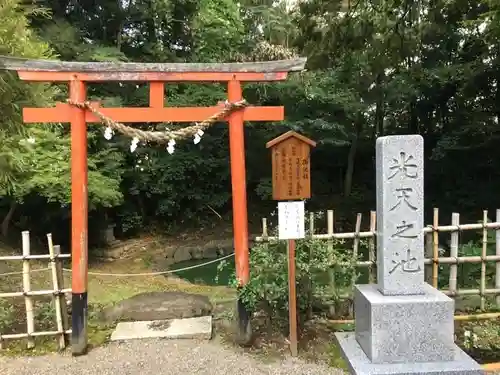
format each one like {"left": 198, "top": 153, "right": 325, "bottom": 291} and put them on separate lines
{"left": 266, "top": 131, "right": 316, "bottom": 201}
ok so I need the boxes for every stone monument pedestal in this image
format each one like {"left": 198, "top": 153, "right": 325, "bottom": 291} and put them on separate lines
{"left": 335, "top": 284, "right": 483, "bottom": 375}
{"left": 336, "top": 135, "right": 483, "bottom": 375}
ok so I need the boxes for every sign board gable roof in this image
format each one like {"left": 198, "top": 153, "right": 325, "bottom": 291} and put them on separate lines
{"left": 265, "top": 130, "right": 316, "bottom": 149}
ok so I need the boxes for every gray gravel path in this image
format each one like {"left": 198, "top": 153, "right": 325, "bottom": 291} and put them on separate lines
{"left": 0, "top": 339, "right": 343, "bottom": 375}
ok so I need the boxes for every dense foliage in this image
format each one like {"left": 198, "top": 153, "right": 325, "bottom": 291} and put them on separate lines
{"left": 0, "top": 0, "right": 499, "bottom": 249}
{"left": 217, "top": 213, "right": 359, "bottom": 325}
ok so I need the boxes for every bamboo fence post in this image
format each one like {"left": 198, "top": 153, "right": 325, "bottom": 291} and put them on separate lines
{"left": 327, "top": 210, "right": 335, "bottom": 286}
{"left": 432, "top": 208, "right": 440, "bottom": 288}
{"left": 54, "top": 244, "right": 69, "bottom": 346}
{"left": 47, "top": 241, "right": 66, "bottom": 350}
{"left": 352, "top": 213, "right": 362, "bottom": 286}
{"left": 327, "top": 210, "right": 335, "bottom": 316}
{"left": 47, "top": 234, "right": 65, "bottom": 349}
{"left": 262, "top": 218, "right": 268, "bottom": 240}
{"left": 307, "top": 212, "right": 315, "bottom": 319}
{"left": 481, "top": 210, "right": 488, "bottom": 310}
{"left": 22, "top": 231, "right": 35, "bottom": 349}
{"left": 449, "top": 213, "right": 459, "bottom": 296}
{"left": 368, "top": 211, "right": 376, "bottom": 284}
{"left": 425, "top": 231, "right": 433, "bottom": 285}
{"left": 496, "top": 209, "right": 500, "bottom": 307}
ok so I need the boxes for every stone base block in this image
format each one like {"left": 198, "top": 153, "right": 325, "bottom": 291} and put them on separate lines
{"left": 110, "top": 316, "right": 212, "bottom": 341}
{"left": 355, "top": 283, "right": 454, "bottom": 364}
{"left": 335, "top": 332, "right": 484, "bottom": 375}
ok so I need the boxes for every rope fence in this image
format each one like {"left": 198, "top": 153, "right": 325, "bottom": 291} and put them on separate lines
{"left": 0, "top": 231, "right": 234, "bottom": 349}
{"left": 257, "top": 207, "right": 500, "bottom": 311}
{"left": 0, "top": 252, "right": 234, "bottom": 278}
{"left": 0, "top": 232, "right": 70, "bottom": 350}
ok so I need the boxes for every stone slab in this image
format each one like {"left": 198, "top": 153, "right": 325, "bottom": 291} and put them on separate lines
{"left": 376, "top": 135, "right": 425, "bottom": 295}
{"left": 355, "top": 283, "right": 454, "bottom": 364}
{"left": 335, "top": 332, "right": 484, "bottom": 375}
{"left": 110, "top": 316, "right": 212, "bottom": 341}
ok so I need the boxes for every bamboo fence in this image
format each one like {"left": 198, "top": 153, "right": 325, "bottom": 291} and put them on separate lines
{"left": 256, "top": 208, "right": 500, "bottom": 311}
{"left": 0, "top": 231, "right": 71, "bottom": 349}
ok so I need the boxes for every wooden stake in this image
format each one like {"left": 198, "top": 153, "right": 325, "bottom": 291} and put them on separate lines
{"left": 352, "top": 213, "right": 362, "bottom": 286}
{"left": 262, "top": 218, "right": 268, "bottom": 239}
{"left": 496, "top": 209, "right": 500, "bottom": 307}
{"left": 432, "top": 208, "right": 439, "bottom": 288}
{"left": 449, "top": 213, "right": 459, "bottom": 296}
{"left": 287, "top": 239, "right": 298, "bottom": 357}
{"left": 54, "top": 245, "right": 70, "bottom": 345}
{"left": 368, "top": 211, "right": 376, "bottom": 283}
{"left": 424, "top": 231, "right": 433, "bottom": 285}
{"left": 47, "top": 235, "right": 66, "bottom": 350}
{"left": 481, "top": 210, "right": 488, "bottom": 310}
{"left": 327, "top": 210, "right": 336, "bottom": 299}
{"left": 22, "top": 231, "right": 35, "bottom": 349}
{"left": 308, "top": 212, "right": 314, "bottom": 320}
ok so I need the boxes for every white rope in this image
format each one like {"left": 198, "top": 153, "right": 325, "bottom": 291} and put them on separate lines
{"left": 62, "top": 252, "right": 234, "bottom": 277}
{"left": 0, "top": 267, "right": 50, "bottom": 277}
{"left": 0, "top": 253, "right": 234, "bottom": 278}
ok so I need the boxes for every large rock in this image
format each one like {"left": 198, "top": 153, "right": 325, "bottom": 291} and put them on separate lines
{"left": 101, "top": 291, "right": 213, "bottom": 323}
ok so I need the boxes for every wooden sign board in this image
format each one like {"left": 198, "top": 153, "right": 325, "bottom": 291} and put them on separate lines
{"left": 266, "top": 131, "right": 316, "bottom": 201}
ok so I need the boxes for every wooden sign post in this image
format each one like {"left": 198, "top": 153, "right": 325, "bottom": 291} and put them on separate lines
{"left": 266, "top": 131, "right": 316, "bottom": 357}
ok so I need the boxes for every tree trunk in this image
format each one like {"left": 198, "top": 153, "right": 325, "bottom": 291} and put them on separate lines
{"left": 343, "top": 125, "right": 360, "bottom": 197}
{"left": 1, "top": 201, "right": 17, "bottom": 238}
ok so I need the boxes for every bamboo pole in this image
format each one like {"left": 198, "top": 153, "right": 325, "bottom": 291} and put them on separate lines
{"left": 254, "top": 221, "right": 500, "bottom": 242}
{"left": 432, "top": 208, "right": 439, "bottom": 288}
{"left": 262, "top": 218, "right": 268, "bottom": 239}
{"left": 327, "top": 311, "right": 500, "bottom": 325}
{"left": 425, "top": 231, "right": 433, "bottom": 285}
{"left": 368, "top": 211, "right": 376, "bottom": 283}
{"left": 309, "top": 212, "right": 314, "bottom": 235}
{"left": 54, "top": 245, "right": 70, "bottom": 346}
{"left": 307, "top": 212, "right": 315, "bottom": 320}
{"left": 0, "top": 289, "right": 72, "bottom": 298}
{"left": 497, "top": 209, "right": 500, "bottom": 307}
{"left": 481, "top": 210, "right": 488, "bottom": 310}
{"left": 47, "top": 234, "right": 65, "bottom": 349}
{"left": 327, "top": 210, "right": 335, "bottom": 317}
{"left": 0, "top": 254, "right": 71, "bottom": 261}
{"left": 22, "top": 231, "right": 35, "bottom": 349}
{"left": 1, "top": 329, "right": 72, "bottom": 340}
{"left": 449, "top": 213, "right": 459, "bottom": 296}
{"left": 352, "top": 213, "right": 362, "bottom": 287}
{"left": 333, "top": 287, "right": 500, "bottom": 300}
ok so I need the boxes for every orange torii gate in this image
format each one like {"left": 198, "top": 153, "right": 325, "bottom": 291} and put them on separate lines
{"left": 0, "top": 56, "right": 307, "bottom": 355}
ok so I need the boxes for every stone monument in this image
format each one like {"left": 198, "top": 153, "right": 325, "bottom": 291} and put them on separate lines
{"left": 335, "top": 135, "right": 483, "bottom": 375}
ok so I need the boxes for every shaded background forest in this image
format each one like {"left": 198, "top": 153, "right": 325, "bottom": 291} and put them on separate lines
{"left": 1, "top": 0, "right": 500, "bottom": 250}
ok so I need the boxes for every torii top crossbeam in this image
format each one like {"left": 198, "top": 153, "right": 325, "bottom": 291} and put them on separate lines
{"left": 0, "top": 55, "right": 307, "bottom": 355}
{"left": 0, "top": 55, "right": 306, "bottom": 81}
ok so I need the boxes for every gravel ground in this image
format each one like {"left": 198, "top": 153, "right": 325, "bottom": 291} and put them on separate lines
{"left": 0, "top": 339, "right": 343, "bottom": 375}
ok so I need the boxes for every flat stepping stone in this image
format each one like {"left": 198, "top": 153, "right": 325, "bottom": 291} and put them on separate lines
{"left": 110, "top": 316, "right": 212, "bottom": 342}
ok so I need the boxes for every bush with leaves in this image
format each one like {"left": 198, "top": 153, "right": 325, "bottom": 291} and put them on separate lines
{"left": 217, "top": 218, "right": 359, "bottom": 327}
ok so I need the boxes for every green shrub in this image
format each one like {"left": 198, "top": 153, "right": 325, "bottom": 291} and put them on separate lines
{"left": 217, "top": 214, "right": 359, "bottom": 325}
